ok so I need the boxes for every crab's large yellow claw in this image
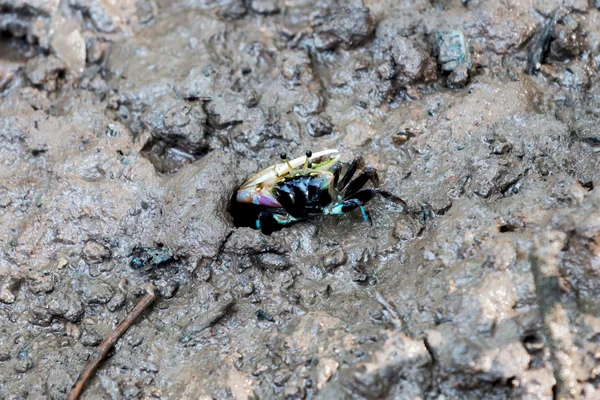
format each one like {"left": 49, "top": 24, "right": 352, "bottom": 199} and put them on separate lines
{"left": 237, "top": 149, "right": 341, "bottom": 195}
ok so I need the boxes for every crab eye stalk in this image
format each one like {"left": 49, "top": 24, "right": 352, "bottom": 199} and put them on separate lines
{"left": 303, "top": 149, "right": 312, "bottom": 169}
{"left": 280, "top": 151, "right": 294, "bottom": 170}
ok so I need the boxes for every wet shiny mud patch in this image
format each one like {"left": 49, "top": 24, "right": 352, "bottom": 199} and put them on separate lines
{"left": 2, "top": 0, "right": 600, "bottom": 398}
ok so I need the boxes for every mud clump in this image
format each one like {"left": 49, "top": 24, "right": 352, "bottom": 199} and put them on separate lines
{"left": 1, "top": 0, "right": 600, "bottom": 399}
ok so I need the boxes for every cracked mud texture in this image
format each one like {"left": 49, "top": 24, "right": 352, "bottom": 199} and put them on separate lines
{"left": 1, "top": 0, "right": 600, "bottom": 399}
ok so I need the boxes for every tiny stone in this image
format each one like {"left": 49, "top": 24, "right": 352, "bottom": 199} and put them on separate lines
{"left": 250, "top": 0, "right": 280, "bottom": 14}
{"left": 51, "top": 321, "right": 65, "bottom": 335}
{"left": 83, "top": 241, "right": 111, "bottom": 264}
{"left": 196, "top": 265, "right": 211, "bottom": 282}
{"left": 243, "top": 87, "right": 259, "bottom": 108}
{"left": 122, "top": 382, "right": 141, "bottom": 398}
{"left": 84, "top": 283, "right": 114, "bottom": 305}
{"left": 256, "top": 253, "right": 289, "bottom": 270}
{"left": 118, "top": 105, "right": 130, "bottom": 120}
{"left": 14, "top": 357, "right": 34, "bottom": 373}
{"left": 88, "top": 264, "right": 102, "bottom": 277}
{"left": 65, "top": 322, "right": 81, "bottom": 339}
{"left": 492, "top": 141, "right": 512, "bottom": 155}
{"left": 136, "top": 0, "right": 157, "bottom": 23}
{"left": 64, "top": 301, "right": 84, "bottom": 323}
{"left": 157, "top": 280, "right": 179, "bottom": 299}
{"left": 377, "top": 62, "right": 395, "bottom": 80}
{"left": 130, "top": 247, "right": 174, "bottom": 270}
{"left": 393, "top": 219, "right": 416, "bottom": 241}
{"left": 47, "top": 297, "right": 70, "bottom": 316}
{"left": 107, "top": 292, "right": 126, "bottom": 312}
{"left": 0, "top": 195, "right": 12, "bottom": 208}
{"left": 0, "top": 276, "right": 19, "bottom": 304}
{"left": 256, "top": 309, "right": 275, "bottom": 322}
{"left": 447, "top": 64, "right": 469, "bottom": 88}
{"left": 28, "top": 307, "right": 53, "bottom": 326}
{"left": 127, "top": 331, "right": 143, "bottom": 347}
{"left": 436, "top": 30, "right": 471, "bottom": 72}
{"left": 0, "top": 345, "right": 11, "bottom": 361}
{"left": 306, "top": 115, "right": 334, "bottom": 137}
{"left": 86, "top": 38, "right": 106, "bottom": 64}
{"left": 323, "top": 248, "right": 347, "bottom": 270}
{"left": 81, "top": 328, "right": 102, "bottom": 347}
{"left": 240, "top": 282, "right": 255, "bottom": 297}
{"left": 27, "top": 273, "right": 54, "bottom": 294}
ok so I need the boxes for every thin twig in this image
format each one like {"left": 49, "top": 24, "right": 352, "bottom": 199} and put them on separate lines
{"left": 530, "top": 232, "right": 579, "bottom": 400}
{"left": 67, "top": 284, "right": 157, "bottom": 400}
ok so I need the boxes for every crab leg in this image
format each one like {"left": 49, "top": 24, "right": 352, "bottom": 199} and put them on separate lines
{"left": 325, "top": 189, "right": 407, "bottom": 216}
{"left": 256, "top": 211, "right": 298, "bottom": 232}
{"left": 336, "top": 156, "right": 365, "bottom": 193}
{"left": 342, "top": 167, "right": 380, "bottom": 198}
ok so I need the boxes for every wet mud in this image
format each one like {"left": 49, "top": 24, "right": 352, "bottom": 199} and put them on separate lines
{"left": 1, "top": 0, "right": 600, "bottom": 399}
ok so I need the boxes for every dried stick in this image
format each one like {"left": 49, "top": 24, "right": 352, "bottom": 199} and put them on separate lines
{"left": 67, "top": 284, "right": 157, "bottom": 400}
{"left": 530, "top": 232, "right": 579, "bottom": 400}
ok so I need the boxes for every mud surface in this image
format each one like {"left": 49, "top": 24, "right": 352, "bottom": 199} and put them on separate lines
{"left": 1, "top": 0, "right": 600, "bottom": 399}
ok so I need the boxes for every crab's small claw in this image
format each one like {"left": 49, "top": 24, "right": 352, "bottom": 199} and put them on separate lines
{"left": 236, "top": 186, "right": 281, "bottom": 207}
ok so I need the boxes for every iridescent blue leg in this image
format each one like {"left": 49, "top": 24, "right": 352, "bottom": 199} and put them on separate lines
{"left": 360, "top": 206, "right": 369, "bottom": 221}
{"left": 256, "top": 211, "right": 298, "bottom": 233}
{"left": 325, "top": 189, "right": 406, "bottom": 222}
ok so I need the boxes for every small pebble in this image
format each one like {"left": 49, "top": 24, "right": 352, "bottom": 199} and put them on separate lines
{"left": 492, "top": 141, "right": 512, "bottom": 155}
{"left": 306, "top": 115, "right": 334, "bottom": 137}
{"left": 64, "top": 301, "right": 84, "bottom": 323}
{"left": 51, "top": 321, "right": 65, "bottom": 335}
{"left": 0, "top": 276, "right": 19, "bottom": 304}
{"left": 47, "top": 297, "right": 70, "bottom": 316}
{"left": 107, "top": 292, "right": 126, "bottom": 312}
{"left": 85, "top": 283, "right": 114, "bottom": 305}
{"left": 28, "top": 307, "right": 53, "bottom": 326}
{"left": 14, "top": 357, "right": 34, "bottom": 373}
{"left": 66, "top": 322, "right": 81, "bottom": 339}
{"left": 121, "top": 382, "right": 141, "bottom": 398}
{"left": 130, "top": 247, "right": 174, "bottom": 270}
{"left": 393, "top": 219, "right": 416, "bottom": 242}
{"left": 157, "top": 280, "right": 179, "bottom": 299}
{"left": 27, "top": 273, "right": 54, "bottom": 294}
{"left": 256, "top": 309, "right": 275, "bottom": 322}
{"left": 436, "top": 30, "right": 471, "bottom": 72}
{"left": 0, "top": 345, "right": 11, "bottom": 361}
{"left": 81, "top": 328, "right": 102, "bottom": 346}
{"left": 322, "top": 248, "right": 347, "bottom": 270}
{"left": 0, "top": 195, "right": 12, "bottom": 208}
{"left": 83, "top": 241, "right": 111, "bottom": 264}
{"left": 243, "top": 87, "right": 259, "bottom": 108}
{"left": 257, "top": 253, "right": 289, "bottom": 270}
{"left": 240, "top": 282, "right": 255, "bottom": 297}
{"left": 447, "top": 64, "right": 469, "bottom": 88}
{"left": 250, "top": 0, "right": 280, "bottom": 14}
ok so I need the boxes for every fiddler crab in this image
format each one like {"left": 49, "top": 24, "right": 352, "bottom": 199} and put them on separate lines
{"left": 234, "top": 149, "right": 405, "bottom": 233}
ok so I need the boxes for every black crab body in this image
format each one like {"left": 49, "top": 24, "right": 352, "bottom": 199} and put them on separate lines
{"left": 272, "top": 172, "right": 335, "bottom": 219}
